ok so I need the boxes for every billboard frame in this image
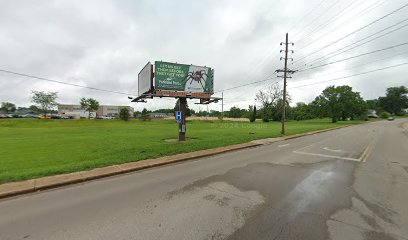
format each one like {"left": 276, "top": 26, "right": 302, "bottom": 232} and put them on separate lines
{"left": 138, "top": 62, "right": 154, "bottom": 96}
{"left": 132, "top": 61, "right": 221, "bottom": 141}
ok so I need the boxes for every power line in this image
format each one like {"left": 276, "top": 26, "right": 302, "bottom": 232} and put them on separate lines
{"left": 294, "top": 0, "right": 367, "bottom": 43}
{"left": 292, "top": 0, "right": 341, "bottom": 40}
{"left": 288, "top": 0, "right": 327, "bottom": 34}
{"left": 296, "top": 49, "right": 408, "bottom": 78}
{"left": 0, "top": 69, "right": 137, "bottom": 96}
{"left": 297, "top": 19, "right": 408, "bottom": 68}
{"left": 293, "top": 1, "right": 407, "bottom": 66}
{"left": 295, "top": 42, "right": 408, "bottom": 73}
{"left": 295, "top": 0, "right": 384, "bottom": 49}
{"left": 215, "top": 76, "right": 279, "bottom": 93}
{"left": 290, "top": 62, "right": 408, "bottom": 89}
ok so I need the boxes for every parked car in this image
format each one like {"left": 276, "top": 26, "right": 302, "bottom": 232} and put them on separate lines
{"left": 38, "top": 115, "right": 52, "bottom": 119}
{"left": 0, "top": 114, "right": 8, "bottom": 119}
{"left": 22, "top": 114, "right": 40, "bottom": 118}
{"left": 387, "top": 117, "right": 395, "bottom": 121}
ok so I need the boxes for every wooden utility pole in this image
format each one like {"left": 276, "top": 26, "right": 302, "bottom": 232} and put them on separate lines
{"left": 282, "top": 33, "right": 289, "bottom": 135}
{"left": 178, "top": 97, "right": 187, "bottom": 141}
{"left": 221, "top": 91, "right": 224, "bottom": 120}
{"left": 276, "top": 33, "right": 295, "bottom": 135}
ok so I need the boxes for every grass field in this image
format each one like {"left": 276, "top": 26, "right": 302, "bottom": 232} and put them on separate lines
{"left": 0, "top": 118, "right": 368, "bottom": 184}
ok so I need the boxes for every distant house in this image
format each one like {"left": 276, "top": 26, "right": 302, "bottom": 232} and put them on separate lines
{"left": 367, "top": 109, "right": 378, "bottom": 118}
{"left": 150, "top": 113, "right": 173, "bottom": 118}
{"left": 58, "top": 104, "right": 134, "bottom": 119}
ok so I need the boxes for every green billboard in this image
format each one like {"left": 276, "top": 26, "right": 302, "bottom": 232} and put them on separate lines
{"left": 154, "top": 61, "right": 214, "bottom": 93}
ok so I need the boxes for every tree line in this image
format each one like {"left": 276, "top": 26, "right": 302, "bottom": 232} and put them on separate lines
{"left": 217, "top": 85, "right": 407, "bottom": 122}
{"left": 1, "top": 91, "right": 131, "bottom": 121}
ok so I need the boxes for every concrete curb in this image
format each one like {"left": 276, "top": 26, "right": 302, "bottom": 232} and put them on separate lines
{"left": 0, "top": 124, "right": 352, "bottom": 200}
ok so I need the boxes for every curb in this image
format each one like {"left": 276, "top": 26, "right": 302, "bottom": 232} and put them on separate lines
{"left": 0, "top": 124, "right": 352, "bottom": 200}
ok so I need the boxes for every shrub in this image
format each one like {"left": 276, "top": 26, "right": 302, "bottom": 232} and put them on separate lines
{"left": 140, "top": 108, "right": 151, "bottom": 121}
{"left": 380, "top": 112, "right": 389, "bottom": 119}
{"left": 119, "top": 108, "right": 130, "bottom": 121}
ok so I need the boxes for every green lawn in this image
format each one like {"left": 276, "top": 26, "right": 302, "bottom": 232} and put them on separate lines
{"left": 0, "top": 118, "right": 367, "bottom": 183}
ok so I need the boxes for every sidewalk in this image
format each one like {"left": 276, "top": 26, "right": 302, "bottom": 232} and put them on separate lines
{"left": 0, "top": 125, "right": 351, "bottom": 199}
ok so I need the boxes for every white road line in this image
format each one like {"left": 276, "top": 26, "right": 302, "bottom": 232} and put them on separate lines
{"left": 293, "top": 151, "right": 361, "bottom": 162}
{"left": 323, "top": 147, "right": 343, "bottom": 153}
{"left": 278, "top": 144, "right": 290, "bottom": 148}
{"left": 294, "top": 130, "right": 352, "bottom": 152}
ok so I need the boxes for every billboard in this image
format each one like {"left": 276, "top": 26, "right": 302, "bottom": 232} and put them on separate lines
{"left": 138, "top": 62, "right": 153, "bottom": 96}
{"left": 154, "top": 61, "right": 214, "bottom": 93}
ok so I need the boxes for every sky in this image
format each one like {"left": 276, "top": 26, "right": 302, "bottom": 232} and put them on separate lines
{"left": 0, "top": 0, "right": 407, "bottom": 112}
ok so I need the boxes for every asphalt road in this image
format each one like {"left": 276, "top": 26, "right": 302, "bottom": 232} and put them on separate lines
{"left": 1, "top": 119, "right": 408, "bottom": 240}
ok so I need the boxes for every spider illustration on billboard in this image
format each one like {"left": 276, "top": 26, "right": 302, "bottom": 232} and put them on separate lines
{"left": 185, "top": 70, "right": 208, "bottom": 89}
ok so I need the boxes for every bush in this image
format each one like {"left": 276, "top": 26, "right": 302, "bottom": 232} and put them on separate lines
{"left": 380, "top": 112, "right": 389, "bottom": 119}
{"left": 249, "top": 106, "right": 256, "bottom": 123}
{"left": 140, "top": 108, "right": 151, "bottom": 121}
{"left": 119, "top": 108, "right": 130, "bottom": 121}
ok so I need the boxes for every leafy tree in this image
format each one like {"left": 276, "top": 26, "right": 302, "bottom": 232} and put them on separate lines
{"left": 80, "top": 98, "right": 100, "bottom": 119}
{"left": 119, "top": 108, "right": 130, "bottom": 121}
{"left": 174, "top": 99, "right": 192, "bottom": 116}
{"left": 292, "top": 102, "right": 315, "bottom": 121}
{"left": 249, "top": 105, "right": 256, "bottom": 122}
{"left": 379, "top": 86, "right": 408, "bottom": 115}
{"left": 0, "top": 102, "right": 16, "bottom": 113}
{"left": 228, "top": 106, "right": 243, "bottom": 118}
{"left": 140, "top": 108, "right": 151, "bottom": 121}
{"left": 29, "top": 105, "right": 41, "bottom": 113}
{"left": 256, "top": 84, "right": 291, "bottom": 122}
{"left": 366, "top": 99, "right": 379, "bottom": 110}
{"left": 31, "top": 91, "right": 58, "bottom": 117}
{"left": 313, "top": 86, "right": 366, "bottom": 123}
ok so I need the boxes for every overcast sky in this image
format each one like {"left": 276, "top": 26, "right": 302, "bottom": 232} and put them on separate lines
{"left": 1, "top": 0, "right": 407, "bottom": 112}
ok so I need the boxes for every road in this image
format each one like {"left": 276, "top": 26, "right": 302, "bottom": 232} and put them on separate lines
{"left": 1, "top": 119, "right": 408, "bottom": 240}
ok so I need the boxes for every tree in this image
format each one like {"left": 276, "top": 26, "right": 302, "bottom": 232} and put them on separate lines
{"left": 228, "top": 106, "right": 243, "bottom": 118}
{"left": 313, "top": 86, "right": 367, "bottom": 123}
{"left": 29, "top": 105, "right": 41, "bottom": 113}
{"left": 249, "top": 105, "right": 256, "bottom": 123}
{"left": 80, "top": 98, "right": 99, "bottom": 119}
{"left": 292, "top": 102, "right": 316, "bottom": 121}
{"left": 366, "top": 99, "right": 379, "bottom": 110}
{"left": 31, "top": 91, "right": 58, "bottom": 117}
{"left": 140, "top": 108, "right": 151, "bottom": 121}
{"left": 119, "top": 108, "right": 130, "bottom": 121}
{"left": 174, "top": 99, "right": 192, "bottom": 116}
{"left": 256, "top": 84, "right": 291, "bottom": 122}
{"left": 0, "top": 102, "right": 16, "bottom": 113}
{"left": 379, "top": 86, "right": 408, "bottom": 115}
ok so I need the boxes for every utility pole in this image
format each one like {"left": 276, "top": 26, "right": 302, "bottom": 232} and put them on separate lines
{"left": 221, "top": 91, "right": 224, "bottom": 120}
{"left": 178, "top": 97, "right": 187, "bottom": 141}
{"left": 276, "top": 33, "right": 295, "bottom": 135}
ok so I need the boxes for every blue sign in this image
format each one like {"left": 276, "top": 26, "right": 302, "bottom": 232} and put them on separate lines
{"left": 176, "top": 111, "right": 182, "bottom": 123}
{"left": 176, "top": 111, "right": 182, "bottom": 120}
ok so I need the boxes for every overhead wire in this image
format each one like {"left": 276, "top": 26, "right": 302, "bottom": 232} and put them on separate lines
{"left": 294, "top": 0, "right": 367, "bottom": 43}
{"left": 293, "top": 0, "right": 399, "bottom": 66}
{"left": 295, "top": 42, "right": 408, "bottom": 73}
{"left": 295, "top": 0, "right": 385, "bottom": 49}
{"left": 0, "top": 69, "right": 137, "bottom": 96}
{"left": 297, "top": 19, "right": 408, "bottom": 68}
{"left": 290, "top": 62, "right": 408, "bottom": 89}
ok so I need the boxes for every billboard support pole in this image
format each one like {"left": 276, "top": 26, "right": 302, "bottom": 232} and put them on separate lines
{"left": 179, "top": 97, "right": 187, "bottom": 142}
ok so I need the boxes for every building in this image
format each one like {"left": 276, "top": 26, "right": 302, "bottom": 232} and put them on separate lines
{"left": 58, "top": 104, "right": 134, "bottom": 118}
{"left": 367, "top": 109, "right": 378, "bottom": 118}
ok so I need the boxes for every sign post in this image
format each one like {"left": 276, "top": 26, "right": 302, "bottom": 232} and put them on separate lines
{"left": 132, "top": 61, "right": 221, "bottom": 142}
{"left": 178, "top": 98, "right": 187, "bottom": 141}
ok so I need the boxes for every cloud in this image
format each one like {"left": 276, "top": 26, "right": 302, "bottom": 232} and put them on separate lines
{"left": 0, "top": 0, "right": 407, "bottom": 112}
